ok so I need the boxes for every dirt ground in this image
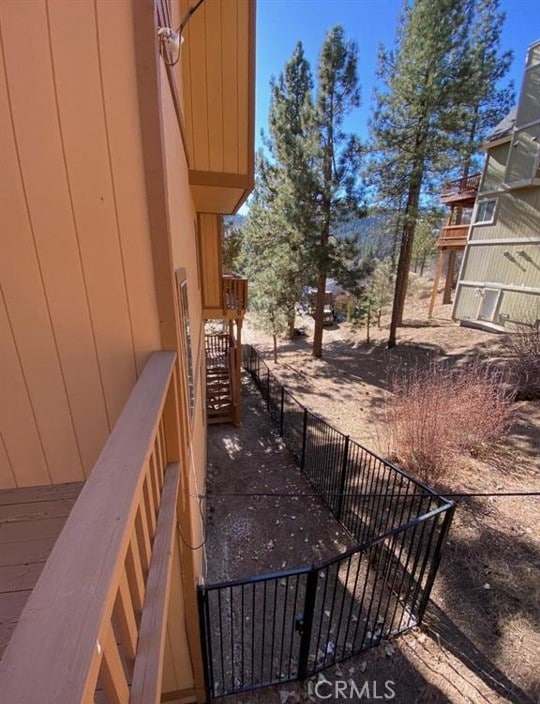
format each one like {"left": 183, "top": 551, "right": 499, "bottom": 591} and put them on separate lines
{"left": 204, "top": 280, "right": 539, "bottom": 703}
{"left": 206, "top": 379, "right": 354, "bottom": 583}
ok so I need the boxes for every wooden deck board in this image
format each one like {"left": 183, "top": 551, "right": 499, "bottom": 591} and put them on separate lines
{"left": 0, "top": 481, "right": 83, "bottom": 658}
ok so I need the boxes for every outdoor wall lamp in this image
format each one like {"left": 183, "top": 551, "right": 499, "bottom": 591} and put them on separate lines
{"left": 158, "top": 0, "right": 205, "bottom": 67}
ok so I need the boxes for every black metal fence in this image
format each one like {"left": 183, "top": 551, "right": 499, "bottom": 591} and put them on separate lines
{"left": 198, "top": 345, "right": 455, "bottom": 698}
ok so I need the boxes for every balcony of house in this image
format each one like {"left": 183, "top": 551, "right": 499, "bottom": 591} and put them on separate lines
{"left": 202, "top": 274, "right": 248, "bottom": 320}
{"left": 437, "top": 223, "right": 470, "bottom": 248}
{"left": 178, "top": 0, "right": 256, "bottom": 215}
{"left": 440, "top": 172, "right": 481, "bottom": 206}
{"left": 0, "top": 352, "right": 204, "bottom": 704}
{"left": 223, "top": 274, "right": 248, "bottom": 317}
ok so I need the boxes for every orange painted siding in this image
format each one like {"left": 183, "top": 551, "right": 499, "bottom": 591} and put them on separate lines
{"left": 0, "top": 0, "right": 161, "bottom": 487}
{"left": 159, "top": 53, "right": 207, "bottom": 578}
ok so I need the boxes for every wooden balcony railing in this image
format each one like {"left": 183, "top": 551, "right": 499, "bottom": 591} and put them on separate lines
{"left": 223, "top": 274, "right": 248, "bottom": 314}
{"left": 0, "top": 352, "right": 186, "bottom": 704}
{"left": 205, "top": 332, "right": 231, "bottom": 363}
{"left": 440, "top": 172, "right": 481, "bottom": 203}
{"left": 437, "top": 224, "right": 470, "bottom": 247}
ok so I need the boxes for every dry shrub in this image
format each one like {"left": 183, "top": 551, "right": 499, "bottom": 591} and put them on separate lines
{"left": 384, "top": 361, "right": 514, "bottom": 485}
{"left": 505, "top": 324, "right": 540, "bottom": 400}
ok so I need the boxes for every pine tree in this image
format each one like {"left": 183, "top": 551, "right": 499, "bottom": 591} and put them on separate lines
{"left": 240, "top": 158, "right": 304, "bottom": 358}
{"left": 370, "top": 0, "right": 513, "bottom": 348}
{"left": 456, "top": 0, "right": 514, "bottom": 178}
{"left": 367, "top": 258, "right": 394, "bottom": 327}
{"left": 311, "top": 26, "right": 364, "bottom": 358}
{"left": 370, "top": 0, "right": 478, "bottom": 347}
{"left": 222, "top": 217, "right": 243, "bottom": 273}
{"left": 254, "top": 32, "right": 365, "bottom": 357}
{"left": 411, "top": 209, "right": 443, "bottom": 275}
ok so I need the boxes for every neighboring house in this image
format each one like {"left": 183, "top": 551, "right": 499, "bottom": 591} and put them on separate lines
{"left": 427, "top": 171, "right": 480, "bottom": 317}
{"left": 0, "top": 1, "right": 254, "bottom": 702}
{"left": 452, "top": 39, "right": 540, "bottom": 331}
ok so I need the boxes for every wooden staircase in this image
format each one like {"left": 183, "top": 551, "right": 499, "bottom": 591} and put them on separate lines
{"left": 206, "top": 360, "right": 233, "bottom": 424}
{"left": 205, "top": 334, "right": 237, "bottom": 424}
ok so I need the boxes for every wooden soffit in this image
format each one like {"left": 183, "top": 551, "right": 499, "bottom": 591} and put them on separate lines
{"left": 180, "top": 0, "right": 255, "bottom": 214}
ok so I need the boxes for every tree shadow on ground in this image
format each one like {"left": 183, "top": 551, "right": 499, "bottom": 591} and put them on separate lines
{"left": 421, "top": 602, "right": 539, "bottom": 704}
{"left": 426, "top": 493, "right": 540, "bottom": 703}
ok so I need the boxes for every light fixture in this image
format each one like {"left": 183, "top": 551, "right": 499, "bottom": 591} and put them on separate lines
{"left": 158, "top": 27, "right": 182, "bottom": 62}
{"left": 158, "top": 0, "right": 205, "bottom": 68}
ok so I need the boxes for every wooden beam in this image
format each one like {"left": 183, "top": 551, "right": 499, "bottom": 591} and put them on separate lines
{"left": 428, "top": 251, "right": 445, "bottom": 318}
{"left": 443, "top": 250, "right": 457, "bottom": 305}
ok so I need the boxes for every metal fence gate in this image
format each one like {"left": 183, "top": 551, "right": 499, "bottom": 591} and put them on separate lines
{"left": 198, "top": 346, "right": 455, "bottom": 698}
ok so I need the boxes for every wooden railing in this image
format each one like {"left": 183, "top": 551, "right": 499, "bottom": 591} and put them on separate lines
{"left": 0, "top": 352, "right": 184, "bottom": 704}
{"left": 440, "top": 172, "right": 481, "bottom": 202}
{"left": 205, "top": 332, "right": 231, "bottom": 363}
{"left": 437, "top": 224, "right": 470, "bottom": 246}
{"left": 223, "top": 275, "right": 248, "bottom": 313}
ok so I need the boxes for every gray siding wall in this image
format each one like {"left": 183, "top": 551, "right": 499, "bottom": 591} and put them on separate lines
{"left": 480, "top": 143, "right": 508, "bottom": 193}
{"left": 470, "top": 188, "right": 540, "bottom": 241}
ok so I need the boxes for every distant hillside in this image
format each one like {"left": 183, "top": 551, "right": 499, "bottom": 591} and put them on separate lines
{"left": 332, "top": 214, "right": 396, "bottom": 259}
{"left": 227, "top": 211, "right": 397, "bottom": 260}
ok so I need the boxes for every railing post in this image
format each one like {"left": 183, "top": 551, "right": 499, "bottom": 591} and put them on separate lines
{"left": 336, "top": 435, "right": 350, "bottom": 521}
{"left": 415, "top": 503, "right": 456, "bottom": 624}
{"left": 266, "top": 368, "right": 271, "bottom": 409}
{"left": 279, "top": 386, "right": 285, "bottom": 436}
{"left": 297, "top": 567, "right": 318, "bottom": 680}
{"left": 300, "top": 408, "right": 308, "bottom": 473}
{"left": 196, "top": 586, "right": 212, "bottom": 701}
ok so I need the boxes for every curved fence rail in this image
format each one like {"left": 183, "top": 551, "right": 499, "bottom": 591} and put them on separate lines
{"left": 198, "top": 345, "right": 455, "bottom": 699}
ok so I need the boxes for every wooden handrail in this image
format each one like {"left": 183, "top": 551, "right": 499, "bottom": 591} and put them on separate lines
{"left": 0, "top": 351, "right": 177, "bottom": 704}
{"left": 439, "top": 224, "right": 470, "bottom": 240}
{"left": 205, "top": 333, "right": 232, "bottom": 360}
{"left": 440, "top": 172, "right": 481, "bottom": 198}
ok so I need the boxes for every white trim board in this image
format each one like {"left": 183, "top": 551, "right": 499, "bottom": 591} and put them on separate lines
{"left": 458, "top": 281, "right": 540, "bottom": 295}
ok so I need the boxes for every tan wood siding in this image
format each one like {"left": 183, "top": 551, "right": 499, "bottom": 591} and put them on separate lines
{"left": 198, "top": 214, "right": 223, "bottom": 309}
{"left": 0, "top": 0, "right": 161, "bottom": 488}
{"left": 159, "top": 55, "right": 207, "bottom": 584}
{"left": 222, "top": 0, "right": 240, "bottom": 173}
{"left": 180, "top": 0, "right": 255, "bottom": 212}
{"left": 0, "top": 297, "right": 51, "bottom": 488}
{"left": 0, "top": 436, "right": 15, "bottom": 490}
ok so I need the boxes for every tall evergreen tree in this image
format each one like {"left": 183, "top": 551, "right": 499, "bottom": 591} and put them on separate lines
{"left": 456, "top": 0, "right": 514, "bottom": 177}
{"left": 250, "top": 32, "right": 365, "bottom": 357}
{"left": 311, "top": 26, "right": 364, "bottom": 358}
{"left": 370, "top": 0, "right": 476, "bottom": 347}
{"left": 370, "top": 0, "right": 513, "bottom": 348}
{"left": 240, "top": 165, "right": 303, "bottom": 359}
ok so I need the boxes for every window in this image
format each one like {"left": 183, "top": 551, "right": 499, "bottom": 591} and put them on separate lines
{"left": 474, "top": 199, "right": 497, "bottom": 225}
{"left": 176, "top": 269, "right": 195, "bottom": 420}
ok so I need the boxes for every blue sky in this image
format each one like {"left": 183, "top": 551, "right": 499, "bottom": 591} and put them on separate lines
{"left": 255, "top": 0, "right": 540, "bottom": 149}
